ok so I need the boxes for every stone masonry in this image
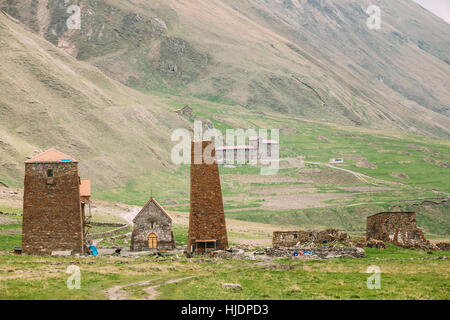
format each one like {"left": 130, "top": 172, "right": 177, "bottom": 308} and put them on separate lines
{"left": 188, "top": 141, "right": 228, "bottom": 252}
{"left": 22, "top": 149, "right": 84, "bottom": 255}
{"left": 131, "top": 197, "right": 175, "bottom": 251}
{"left": 273, "top": 229, "right": 348, "bottom": 248}
{"left": 366, "top": 212, "right": 430, "bottom": 248}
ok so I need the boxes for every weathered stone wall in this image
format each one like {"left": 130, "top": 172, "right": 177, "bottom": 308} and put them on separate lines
{"left": 366, "top": 212, "right": 430, "bottom": 248}
{"left": 22, "top": 162, "right": 84, "bottom": 255}
{"left": 273, "top": 229, "right": 348, "bottom": 248}
{"left": 131, "top": 201, "right": 174, "bottom": 251}
{"left": 265, "top": 246, "right": 365, "bottom": 259}
{"left": 188, "top": 141, "right": 228, "bottom": 252}
{"left": 436, "top": 243, "right": 450, "bottom": 251}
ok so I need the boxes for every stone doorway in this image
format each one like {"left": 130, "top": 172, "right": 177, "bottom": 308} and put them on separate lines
{"left": 148, "top": 233, "right": 157, "bottom": 249}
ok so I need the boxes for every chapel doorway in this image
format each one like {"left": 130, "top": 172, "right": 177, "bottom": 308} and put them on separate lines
{"left": 148, "top": 233, "right": 157, "bottom": 249}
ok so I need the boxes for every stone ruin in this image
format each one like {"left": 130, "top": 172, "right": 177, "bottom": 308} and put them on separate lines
{"left": 268, "top": 229, "right": 365, "bottom": 259}
{"left": 366, "top": 212, "right": 431, "bottom": 249}
{"left": 273, "top": 229, "right": 349, "bottom": 248}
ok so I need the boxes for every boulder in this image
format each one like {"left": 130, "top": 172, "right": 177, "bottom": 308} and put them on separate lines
{"left": 222, "top": 283, "right": 242, "bottom": 290}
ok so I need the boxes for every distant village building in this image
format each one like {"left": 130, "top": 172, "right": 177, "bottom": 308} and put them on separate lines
{"left": 216, "top": 136, "right": 279, "bottom": 164}
{"left": 22, "top": 149, "right": 87, "bottom": 255}
{"left": 188, "top": 141, "right": 228, "bottom": 253}
{"left": 130, "top": 197, "right": 175, "bottom": 251}
{"left": 366, "top": 212, "right": 430, "bottom": 248}
{"left": 174, "top": 105, "right": 193, "bottom": 117}
{"left": 216, "top": 145, "right": 255, "bottom": 164}
{"left": 330, "top": 158, "right": 344, "bottom": 164}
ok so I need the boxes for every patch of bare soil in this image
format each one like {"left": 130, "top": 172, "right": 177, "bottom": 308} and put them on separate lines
{"left": 250, "top": 187, "right": 317, "bottom": 195}
{"left": 391, "top": 172, "right": 409, "bottom": 180}
{"left": 105, "top": 277, "right": 194, "bottom": 300}
{"left": 407, "top": 144, "right": 446, "bottom": 158}
{"left": 423, "top": 157, "right": 450, "bottom": 168}
{"left": 337, "top": 186, "right": 394, "bottom": 192}
{"left": 228, "top": 237, "right": 272, "bottom": 247}
{"left": 398, "top": 151, "right": 412, "bottom": 156}
{"left": 225, "top": 174, "right": 311, "bottom": 184}
{"left": 0, "top": 228, "right": 20, "bottom": 236}
{"left": 0, "top": 216, "right": 16, "bottom": 224}
{"left": 347, "top": 155, "right": 377, "bottom": 169}
{"left": 316, "top": 136, "right": 333, "bottom": 143}
{"left": 299, "top": 166, "right": 361, "bottom": 185}
{"left": 227, "top": 193, "right": 352, "bottom": 211}
{"left": 377, "top": 149, "right": 393, "bottom": 153}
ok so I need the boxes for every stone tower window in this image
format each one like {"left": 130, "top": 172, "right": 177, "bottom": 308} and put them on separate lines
{"left": 47, "top": 169, "right": 53, "bottom": 177}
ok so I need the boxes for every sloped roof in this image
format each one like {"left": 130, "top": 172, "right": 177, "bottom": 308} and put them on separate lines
{"left": 25, "top": 149, "right": 78, "bottom": 163}
{"left": 80, "top": 179, "right": 91, "bottom": 197}
{"left": 132, "top": 197, "right": 173, "bottom": 223}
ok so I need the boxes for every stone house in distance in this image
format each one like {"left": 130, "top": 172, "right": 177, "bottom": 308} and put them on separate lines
{"left": 130, "top": 197, "right": 175, "bottom": 251}
{"left": 22, "top": 149, "right": 87, "bottom": 255}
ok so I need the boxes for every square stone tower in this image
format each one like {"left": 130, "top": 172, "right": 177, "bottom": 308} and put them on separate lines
{"left": 188, "top": 141, "right": 228, "bottom": 253}
{"left": 22, "top": 149, "right": 84, "bottom": 255}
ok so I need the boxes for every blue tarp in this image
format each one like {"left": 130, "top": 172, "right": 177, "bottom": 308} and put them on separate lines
{"left": 89, "top": 244, "right": 98, "bottom": 257}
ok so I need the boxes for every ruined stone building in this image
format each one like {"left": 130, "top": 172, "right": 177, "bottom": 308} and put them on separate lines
{"left": 22, "top": 149, "right": 87, "bottom": 255}
{"left": 216, "top": 136, "right": 279, "bottom": 164}
{"left": 366, "top": 212, "right": 430, "bottom": 248}
{"left": 188, "top": 141, "right": 228, "bottom": 253}
{"left": 130, "top": 197, "right": 175, "bottom": 251}
{"left": 273, "top": 229, "right": 348, "bottom": 248}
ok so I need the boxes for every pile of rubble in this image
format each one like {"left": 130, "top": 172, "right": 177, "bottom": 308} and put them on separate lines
{"left": 356, "top": 239, "right": 386, "bottom": 249}
{"left": 265, "top": 245, "right": 366, "bottom": 259}
{"left": 208, "top": 244, "right": 366, "bottom": 260}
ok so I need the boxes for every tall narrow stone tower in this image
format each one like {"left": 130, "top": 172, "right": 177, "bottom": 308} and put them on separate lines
{"left": 22, "top": 149, "right": 84, "bottom": 255}
{"left": 188, "top": 141, "right": 228, "bottom": 252}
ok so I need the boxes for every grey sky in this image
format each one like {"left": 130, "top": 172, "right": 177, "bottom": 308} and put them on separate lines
{"left": 413, "top": 0, "right": 450, "bottom": 23}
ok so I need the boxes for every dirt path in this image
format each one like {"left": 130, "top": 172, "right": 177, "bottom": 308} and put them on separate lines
{"left": 303, "top": 161, "right": 404, "bottom": 186}
{"left": 105, "top": 276, "right": 193, "bottom": 300}
{"left": 144, "top": 276, "right": 194, "bottom": 300}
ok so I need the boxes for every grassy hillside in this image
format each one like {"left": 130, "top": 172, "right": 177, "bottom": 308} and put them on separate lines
{"left": 1, "top": 0, "right": 449, "bottom": 138}
{"left": 0, "top": 7, "right": 448, "bottom": 236}
{"left": 0, "top": 11, "right": 189, "bottom": 189}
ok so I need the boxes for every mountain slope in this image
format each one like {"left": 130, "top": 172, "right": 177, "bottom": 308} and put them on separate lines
{"left": 0, "top": 11, "right": 188, "bottom": 188}
{"left": 2, "top": 0, "right": 449, "bottom": 137}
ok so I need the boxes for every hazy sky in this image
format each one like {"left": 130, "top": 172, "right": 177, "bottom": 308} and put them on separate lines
{"left": 413, "top": 0, "right": 450, "bottom": 23}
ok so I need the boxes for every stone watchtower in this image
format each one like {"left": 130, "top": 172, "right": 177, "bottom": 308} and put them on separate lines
{"left": 188, "top": 141, "right": 228, "bottom": 253}
{"left": 22, "top": 149, "right": 85, "bottom": 255}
